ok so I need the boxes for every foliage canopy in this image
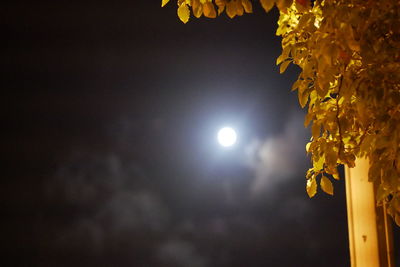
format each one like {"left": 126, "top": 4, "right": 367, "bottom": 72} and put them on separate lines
{"left": 162, "top": 0, "right": 400, "bottom": 226}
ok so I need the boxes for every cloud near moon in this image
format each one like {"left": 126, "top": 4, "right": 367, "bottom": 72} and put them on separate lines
{"left": 244, "top": 112, "right": 310, "bottom": 196}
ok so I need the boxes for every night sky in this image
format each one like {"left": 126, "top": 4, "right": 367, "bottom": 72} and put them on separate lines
{"left": 4, "top": 1, "right": 398, "bottom": 266}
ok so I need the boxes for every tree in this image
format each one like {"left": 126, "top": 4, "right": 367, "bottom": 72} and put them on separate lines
{"left": 162, "top": 0, "right": 400, "bottom": 226}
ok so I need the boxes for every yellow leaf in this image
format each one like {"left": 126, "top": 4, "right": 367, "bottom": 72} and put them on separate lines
{"left": 313, "top": 154, "right": 324, "bottom": 171}
{"left": 311, "top": 122, "right": 320, "bottom": 139}
{"left": 291, "top": 79, "right": 301, "bottom": 92}
{"left": 295, "top": 0, "right": 311, "bottom": 12}
{"left": 306, "top": 167, "right": 313, "bottom": 179}
{"left": 276, "top": 54, "right": 285, "bottom": 66}
{"left": 304, "top": 112, "right": 312, "bottom": 127}
{"left": 395, "top": 214, "right": 400, "bottom": 227}
{"left": 178, "top": 3, "right": 190, "bottom": 23}
{"left": 332, "top": 172, "right": 340, "bottom": 180}
{"left": 276, "top": 0, "right": 292, "bottom": 13}
{"left": 161, "top": 0, "right": 170, "bottom": 7}
{"left": 215, "top": 0, "right": 226, "bottom": 15}
{"left": 192, "top": 0, "right": 203, "bottom": 18}
{"left": 226, "top": 0, "right": 237, "bottom": 18}
{"left": 306, "top": 142, "right": 312, "bottom": 153}
{"left": 298, "top": 89, "right": 309, "bottom": 108}
{"left": 309, "top": 90, "right": 318, "bottom": 107}
{"left": 236, "top": 1, "right": 244, "bottom": 16}
{"left": 320, "top": 175, "right": 334, "bottom": 195}
{"left": 306, "top": 177, "right": 317, "bottom": 198}
{"left": 241, "top": 0, "right": 253, "bottom": 13}
{"left": 279, "top": 60, "right": 291, "bottom": 73}
{"left": 203, "top": 2, "right": 217, "bottom": 18}
{"left": 277, "top": 46, "right": 290, "bottom": 65}
{"left": 260, "top": 0, "right": 274, "bottom": 13}
{"left": 325, "top": 145, "right": 338, "bottom": 167}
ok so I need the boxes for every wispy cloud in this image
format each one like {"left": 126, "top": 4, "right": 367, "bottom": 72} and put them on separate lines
{"left": 47, "top": 153, "right": 170, "bottom": 250}
{"left": 244, "top": 111, "right": 310, "bottom": 196}
{"left": 157, "top": 239, "right": 209, "bottom": 267}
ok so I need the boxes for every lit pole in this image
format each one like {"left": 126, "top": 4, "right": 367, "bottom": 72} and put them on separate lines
{"left": 345, "top": 158, "right": 394, "bottom": 266}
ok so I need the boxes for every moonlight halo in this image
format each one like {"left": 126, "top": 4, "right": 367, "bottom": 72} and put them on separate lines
{"left": 217, "top": 127, "right": 237, "bottom": 147}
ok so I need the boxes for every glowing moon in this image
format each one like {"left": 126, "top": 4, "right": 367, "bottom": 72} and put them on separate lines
{"left": 217, "top": 127, "right": 237, "bottom": 147}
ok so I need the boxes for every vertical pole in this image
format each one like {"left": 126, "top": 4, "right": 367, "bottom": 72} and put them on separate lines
{"left": 345, "top": 158, "right": 394, "bottom": 267}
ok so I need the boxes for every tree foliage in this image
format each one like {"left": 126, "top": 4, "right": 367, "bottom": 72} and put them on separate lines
{"left": 162, "top": 0, "right": 400, "bottom": 226}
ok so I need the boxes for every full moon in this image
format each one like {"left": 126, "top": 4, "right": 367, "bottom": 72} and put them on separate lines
{"left": 217, "top": 127, "right": 237, "bottom": 147}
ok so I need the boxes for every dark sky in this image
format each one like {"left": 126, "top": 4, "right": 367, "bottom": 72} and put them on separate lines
{"left": 4, "top": 1, "right": 398, "bottom": 267}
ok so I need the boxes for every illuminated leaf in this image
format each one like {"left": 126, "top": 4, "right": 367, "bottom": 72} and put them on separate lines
{"left": 215, "top": 0, "right": 226, "bottom": 15}
{"left": 177, "top": 3, "right": 190, "bottom": 23}
{"left": 325, "top": 146, "right": 338, "bottom": 168}
{"left": 320, "top": 176, "right": 334, "bottom": 195}
{"left": 332, "top": 170, "right": 340, "bottom": 180}
{"left": 259, "top": 0, "right": 274, "bottom": 13}
{"left": 313, "top": 154, "right": 324, "bottom": 171}
{"left": 311, "top": 122, "right": 320, "bottom": 139}
{"left": 203, "top": 2, "right": 217, "bottom": 18}
{"left": 279, "top": 60, "right": 291, "bottom": 74}
{"left": 226, "top": 0, "right": 237, "bottom": 18}
{"left": 192, "top": 0, "right": 203, "bottom": 18}
{"left": 304, "top": 112, "right": 312, "bottom": 127}
{"left": 298, "top": 89, "right": 309, "bottom": 108}
{"left": 277, "top": 46, "right": 291, "bottom": 65}
{"left": 295, "top": 0, "right": 308, "bottom": 7}
{"left": 306, "top": 142, "right": 311, "bottom": 153}
{"left": 306, "top": 177, "right": 317, "bottom": 198}
{"left": 235, "top": 1, "right": 244, "bottom": 16}
{"left": 161, "top": 0, "right": 170, "bottom": 7}
{"left": 276, "top": 0, "right": 292, "bottom": 12}
{"left": 241, "top": 0, "right": 253, "bottom": 13}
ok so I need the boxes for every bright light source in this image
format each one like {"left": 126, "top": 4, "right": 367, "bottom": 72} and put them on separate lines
{"left": 217, "top": 127, "right": 237, "bottom": 147}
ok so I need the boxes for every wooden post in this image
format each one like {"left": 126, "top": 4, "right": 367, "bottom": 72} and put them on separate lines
{"left": 345, "top": 158, "right": 395, "bottom": 266}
